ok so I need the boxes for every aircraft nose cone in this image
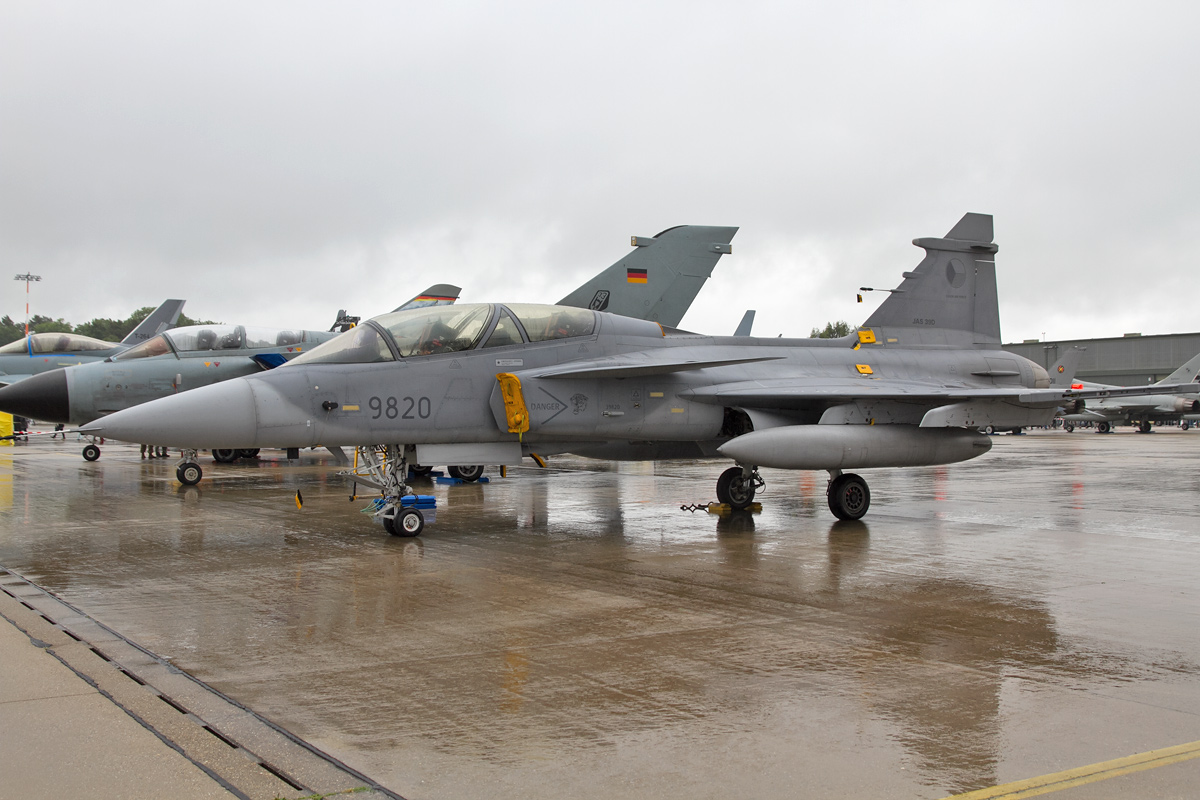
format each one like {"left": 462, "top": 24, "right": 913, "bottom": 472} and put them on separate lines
{"left": 82, "top": 378, "right": 260, "bottom": 448}
{"left": 0, "top": 370, "right": 70, "bottom": 423}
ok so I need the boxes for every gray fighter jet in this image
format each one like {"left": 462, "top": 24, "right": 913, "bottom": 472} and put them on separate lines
{"left": 84, "top": 214, "right": 1189, "bottom": 531}
{"left": 0, "top": 285, "right": 463, "bottom": 459}
{"left": 1, "top": 226, "right": 736, "bottom": 467}
{"left": 0, "top": 299, "right": 184, "bottom": 385}
{"left": 1059, "top": 352, "right": 1200, "bottom": 433}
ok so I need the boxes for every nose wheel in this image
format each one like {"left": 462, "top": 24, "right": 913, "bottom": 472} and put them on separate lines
{"left": 82, "top": 443, "right": 101, "bottom": 461}
{"left": 343, "top": 445, "right": 436, "bottom": 537}
{"left": 827, "top": 472, "right": 870, "bottom": 520}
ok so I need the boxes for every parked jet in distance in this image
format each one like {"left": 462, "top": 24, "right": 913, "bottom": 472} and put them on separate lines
{"left": 1, "top": 225, "right": 737, "bottom": 469}
{"left": 0, "top": 299, "right": 185, "bottom": 385}
{"left": 82, "top": 214, "right": 1198, "bottom": 534}
{"left": 0, "top": 285, "right": 463, "bottom": 460}
{"left": 1059, "top": 351, "right": 1200, "bottom": 433}
{"left": 558, "top": 225, "right": 736, "bottom": 327}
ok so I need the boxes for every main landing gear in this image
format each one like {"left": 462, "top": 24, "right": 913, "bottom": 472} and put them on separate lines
{"left": 716, "top": 466, "right": 764, "bottom": 509}
{"left": 447, "top": 464, "right": 485, "bottom": 482}
{"left": 212, "top": 448, "right": 262, "bottom": 463}
{"left": 826, "top": 470, "right": 870, "bottom": 520}
{"left": 344, "top": 445, "right": 426, "bottom": 537}
{"left": 1097, "top": 421, "right": 1111, "bottom": 434}
{"left": 717, "top": 464, "right": 871, "bottom": 520}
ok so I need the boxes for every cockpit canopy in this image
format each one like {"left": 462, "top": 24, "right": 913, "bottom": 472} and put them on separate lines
{"left": 113, "top": 325, "right": 327, "bottom": 361}
{"left": 0, "top": 332, "right": 116, "bottom": 355}
{"left": 288, "top": 303, "right": 600, "bottom": 366}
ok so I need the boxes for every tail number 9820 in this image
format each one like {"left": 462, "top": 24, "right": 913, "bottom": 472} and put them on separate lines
{"left": 368, "top": 396, "right": 432, "bottom": 420}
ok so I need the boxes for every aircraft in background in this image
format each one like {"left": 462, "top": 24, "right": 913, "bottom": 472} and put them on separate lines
{"left": 0, "top": 299, "right": 185, "bottom": 385}
{"left": 0, "top": 285, "right": 463, "bottom": 460}
{"left": 80, "top": 214, "right": 1197, "bottom": 534}
{"left": 558, "top": 225, "right": 736, "bottom": 327}
{"left": 1059, "top": 351, "right": 1200, "bottom": 433}
{"left": 1, "top": 225, "right": 737, "bottom": 467}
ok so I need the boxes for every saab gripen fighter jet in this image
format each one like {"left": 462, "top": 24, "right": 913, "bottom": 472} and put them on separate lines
{"left": 0, "top": 299, "right": 184, "bottom": 385}
{"left": 0, "top": 226, "right": 737, "bottom": 469}
{"left": 84, "top": 214, "right": 1192, "bottom": 531}
{"left": 1059, "top": 351, "right": 1200, "bottom": 433}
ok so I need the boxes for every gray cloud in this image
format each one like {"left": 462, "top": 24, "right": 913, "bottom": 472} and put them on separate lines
{"left": 2, "top": 1, "right": 1198, "bottom": 343}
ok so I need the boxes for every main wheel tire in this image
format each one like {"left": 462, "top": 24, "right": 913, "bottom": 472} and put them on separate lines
{"left": 716, "top": 466, "right": 756, "bottom": 509}
{"left": 1098, "top": 421, "right": 1111, "bottom": 433}
{"left": 237, "top": 448, "right": 260, "bottom": 458}
{"left": 448, "top": 464, "right": 484, "bottom": 482}
{"left": 212, "top": 449, "right": 238, "bottom": 463}
{"left": 1064, "top": 423, "right": 1074, "bottom": 433}
{"left": 984, "top": 425, "right": 995, "bottom": 435}
{"left": 410, "top": 465, "right": 434, "bottom": 477}
{"left": 1183, "top": 421, "right": 1191, "bottom": 431}
{"left": 176, "top": 462, "right": 203, "bottom": 486}
{"left": 82, "top": 444, "right": 101, "bottom": 462}
{"left": 828, "top": 473, "right": 870, "bottom": 521}
{"left": 1138, "top": 421, "right": 1152, "bottom": 434}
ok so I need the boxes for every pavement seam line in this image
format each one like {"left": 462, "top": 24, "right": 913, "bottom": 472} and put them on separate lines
{"left": 0, "top": 563, "right": 406, "bottom": 800}
{"left": 943, "top": 739, "right": 1200, "bottom": 799}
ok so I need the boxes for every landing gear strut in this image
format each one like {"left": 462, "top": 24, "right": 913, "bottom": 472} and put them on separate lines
{"left": 827, "top": 470, "right": 870, "bottom": 520}
{"left": 344, "top": 445, "right": 425, "bottom": 537}
{"left": 716, "top": 465, "right": 763, "bottom": 509}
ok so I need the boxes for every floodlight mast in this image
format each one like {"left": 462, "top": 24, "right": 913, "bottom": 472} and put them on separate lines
{"left": 13, "top": 273, "right": 42, "bottom": 336}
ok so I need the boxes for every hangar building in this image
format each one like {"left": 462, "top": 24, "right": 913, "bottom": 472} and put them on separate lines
{"left": 1003, "top": 332, "right": 1200, "bottom": 386}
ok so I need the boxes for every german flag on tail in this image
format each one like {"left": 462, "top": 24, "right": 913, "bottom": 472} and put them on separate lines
{"left": 626, "top": 268, "right": 648, "bottom": 284}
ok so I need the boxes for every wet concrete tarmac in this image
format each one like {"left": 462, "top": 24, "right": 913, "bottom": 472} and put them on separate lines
{"left": 1, "top": 430, "right": 1199, "bottom": 799}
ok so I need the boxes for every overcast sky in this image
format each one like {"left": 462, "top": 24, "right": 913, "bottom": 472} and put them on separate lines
{"left": 2, "top": 1, "right": 1198, "bottom": 344}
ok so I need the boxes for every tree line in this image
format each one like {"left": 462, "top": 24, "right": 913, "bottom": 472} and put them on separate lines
{"left": 0, "top": 307, "right": 216, "bottom": 347}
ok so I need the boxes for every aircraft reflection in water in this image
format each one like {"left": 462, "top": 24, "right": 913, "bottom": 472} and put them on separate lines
{"left": 83, "top": 213, "right": 1200, "bottom": 532}
{"left": 0, "top": 299, "right": 184, "bottom": 385}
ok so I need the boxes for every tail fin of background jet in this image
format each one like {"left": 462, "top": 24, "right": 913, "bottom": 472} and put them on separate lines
{"left": 862, "top": 213, "right": 1000, "bottom": 347}
{"left": 733, "top": 310, "right": 756, "bottom": 336}
{"left": 1156, "top": 351, "right": 1200, "bottom": 386}
{"left": 122, "top": 299, "right": 185, "bottom": 345}
{"left": 393, "top": 284, "right": 461, "bottom": 313}
{"left": 557, "top": 225, "right": 738, "bottom": 328}
{"left": 1048, "top": 346, "right": 1085, "bottom": 387}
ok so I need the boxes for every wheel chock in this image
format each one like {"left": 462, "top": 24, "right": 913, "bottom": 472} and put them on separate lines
{"left": 705, "top": 502, "right": 763, "bottom": 515}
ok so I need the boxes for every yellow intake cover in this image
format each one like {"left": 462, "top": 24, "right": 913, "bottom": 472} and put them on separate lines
{"left": 496, "top": 373, "right": 530, "bottom": 435}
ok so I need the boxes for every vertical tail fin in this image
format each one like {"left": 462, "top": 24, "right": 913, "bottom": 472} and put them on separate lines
{"left": 557, "top": 225, "right": 738, "bottom": 327}
{"left": 861, "top": 213, "right": 1000, "bottom": 347}
{"left": 122, "top": 299, "right": 185, "bottom": 345}
{"left": 393, "top": 284, "right": 461, "bottom": 313}
{"left": 733, "top": 310, "right": 756, "bottom": 336}
{"left": 1048, "top": 346, "right": 1085, "bottom": 387}
{"left": 1157, "top": 351, "right": 1200, "bottom": 386}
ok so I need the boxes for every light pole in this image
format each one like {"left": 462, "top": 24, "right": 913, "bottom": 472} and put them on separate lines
{"left": 13, "top": 273, "right": 42, "bottom": 336}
